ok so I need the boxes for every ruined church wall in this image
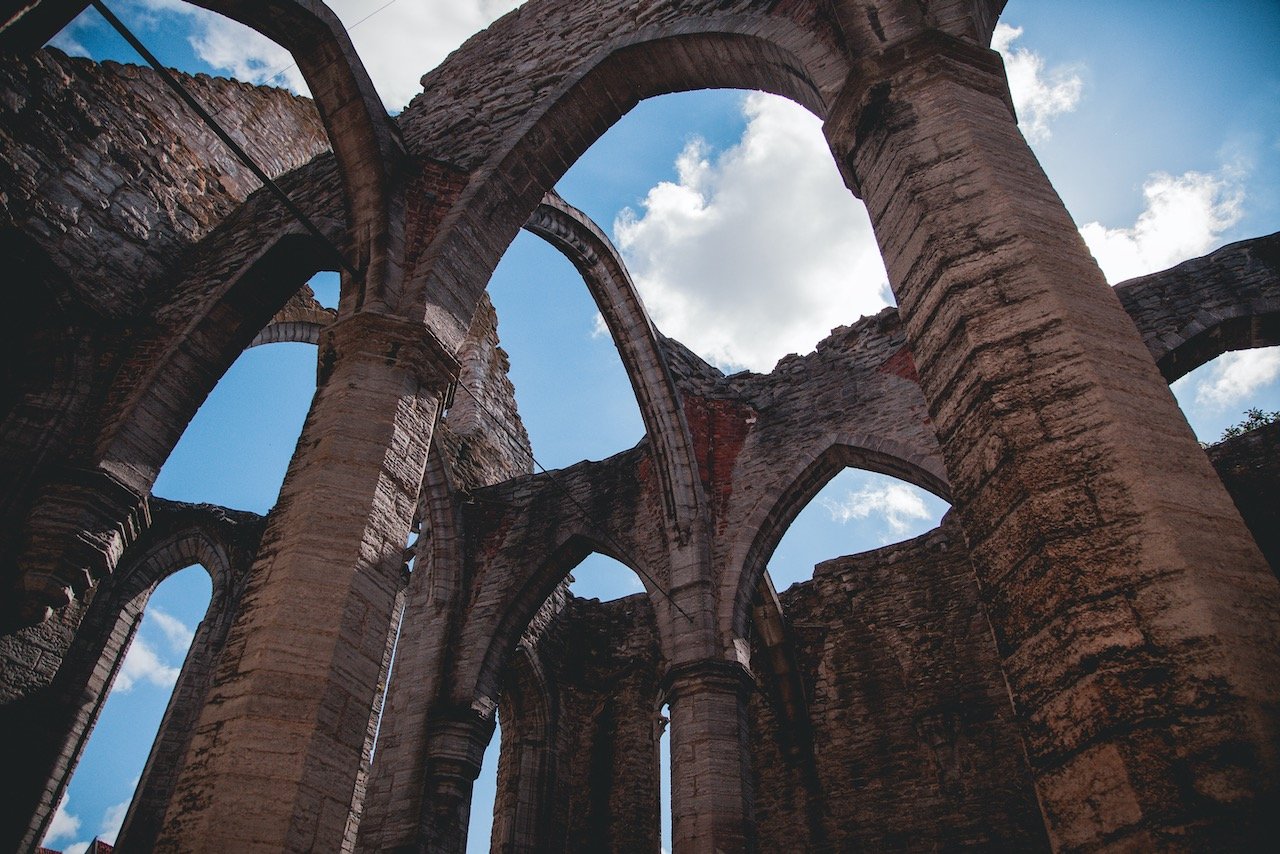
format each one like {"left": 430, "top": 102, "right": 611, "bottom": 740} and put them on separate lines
{"left": 495, "top": 594, "right": 664, "bottom": 853}
{"left": 0, "top": 49, "right": 330, "bottom": 318}
{"left": 749, "top": 517, "right": 1047, "bottom": 851}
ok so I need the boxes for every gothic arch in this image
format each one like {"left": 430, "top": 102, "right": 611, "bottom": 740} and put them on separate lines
{"left": 470, "top": 531, "right": 653, "bottom": 712}
{"left": 724, "top": 433, "right": 951, "bottom": 640}
{"left": 524, "top": 191, "right": 703, "bottom": 539}
{"left": 402, "top": 10, "right": 852, "bottom": 355}
{"left": 11, "top": 500, "right": 261, "bottom": 853}
{"left": 1114, "top": 234, "right": 1280, "bottom": 383}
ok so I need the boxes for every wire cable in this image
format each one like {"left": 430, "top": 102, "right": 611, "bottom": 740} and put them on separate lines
{"left": 90, "top": 0, "right": 359, "bottom": 278}
{"left": 211, "top": 0, "right": 408, "bottom": 110}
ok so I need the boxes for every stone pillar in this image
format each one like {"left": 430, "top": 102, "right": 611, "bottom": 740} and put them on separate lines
{"left": 824, "top": 31, "right": 1280, "bottom": 850}
{"left": 419, "top": 710, "right": 495, "bottom": 854}
{"left": 666, "top": 660, "right": 754, "bottom": 853}
{"left": 154, "top": 313, "right": 458, "bottom": 853}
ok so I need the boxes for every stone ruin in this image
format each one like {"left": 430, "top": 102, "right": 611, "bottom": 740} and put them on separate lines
{"left": 2, "top": 1, "right": 1278, "bottom": 851}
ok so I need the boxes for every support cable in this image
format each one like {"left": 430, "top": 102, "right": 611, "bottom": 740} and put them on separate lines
{"left": 89, "top": 0, "right": 359, "bottom": 279}
{"left": 449, "top": 378, "right": 695, "bottom": 622}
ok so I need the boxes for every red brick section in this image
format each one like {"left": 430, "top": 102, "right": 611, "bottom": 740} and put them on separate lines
{"left": 878, "top": 344, "right": 919, "bottom": 384}
{"left": 683, "top": 395, "right": 756, "bottom": 516}
{"left": 154, "top": 313, "right": 457, "bottom": 853}
{"left": 826, "top": 30, "right": 1280, "bottom": 850}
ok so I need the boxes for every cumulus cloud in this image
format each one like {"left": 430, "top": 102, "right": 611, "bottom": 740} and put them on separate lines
{"left": 1192, "top": 348, "right": 1280, "bottom": 410}
{"left": 821, "top": 482, "right": 933, "bottom": 541}
{"left": 614, "top": 93, "right": 890, "bottom": 373}
{"left": 97, "top": 797, "right": 132, "bottom": 846}
{"left": 991, "top": 23, "right": 1083, "bottom": 142}
{"left": 115, "top": 635, "right": 180, "bottom": 692}
{"left": 43, "top": 793, "right": 81, "bottom": 845}
{"left": 102, "top": 1, "right": 525, "bottom": 110}
{"left": 1079, "top": 166, "right": 1245, "bottom": 283}
{"left": 590, "top": 312, "right": 610, "bottom": 339}
{"left": 148, "top": 607, "right": 195, "bottom": 653}
{"left": 48, "top": 16, "right": 92, "bottom": 57}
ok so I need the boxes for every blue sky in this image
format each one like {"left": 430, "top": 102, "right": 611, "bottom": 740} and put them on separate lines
{"left": 38, "top": 1, "right": 1280, "bottom": 852}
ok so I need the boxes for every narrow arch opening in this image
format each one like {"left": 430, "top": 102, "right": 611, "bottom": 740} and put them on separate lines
{"left": 769, "top": 469, "right": 951, "bottom": 592}
{"left": 152, "top": 341, "right": 317, "bottom": 513}
{"left": 39, "top": 564, "right": 211, "bottom": 853}
{"left": 467, "top": 719, "right": 501, "bottom": 854}
{"left": 1170, "top": 345, "right": 1280, "bottom": 445}
{"left": 659, "top": 701, "right": 672, "bottom": 854}
{"left": 486, "top": 232, "right": 644, "bottom": 470}
{"left": 568, "top": 552, "right": 647, "bottom": 602}
{"left": 306, "top": 270, "right": 340, "bottom": 309}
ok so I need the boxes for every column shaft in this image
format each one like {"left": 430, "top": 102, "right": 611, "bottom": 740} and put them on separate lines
{"left": 826, "top": 32, "right": 1280, "bottom": 850}
{"left": 155, "top": 313, "right": 456, "bottom": 852}
{"left": 667, "top": 661, "right": 754, "bottom": 853}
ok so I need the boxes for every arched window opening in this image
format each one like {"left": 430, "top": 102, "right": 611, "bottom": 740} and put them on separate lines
{"left": 768, "top": 469, "right": 950, "bottom": 592}
{"left": 557, "top": 88, "right": 890, "bottom": 377}
{"left": 39, "top": 565, "right": 212, "bottom": 853}
{"left": 152, "top": 342, "right": 317, "bottom": 514}
{"left": 306, "top": 270, "right": 340, "bottom": 309}
{"left": 1170, "top": 345, "right": 1280, "bottom": 445}
{"left": 466, "top": 718, "right": 501, "bottom": 854}
{"left": 486, "top": 231, "right": 644, "bottom": 470}
{"left": 568, "top": 552, "right": 647, "bottom": 602}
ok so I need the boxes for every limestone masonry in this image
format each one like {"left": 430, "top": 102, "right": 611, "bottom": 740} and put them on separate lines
{"left": 2, "top": 1, "right": 1278, "bottom": 852}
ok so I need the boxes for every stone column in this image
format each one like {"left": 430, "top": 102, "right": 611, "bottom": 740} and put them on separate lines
{"left": 154, "top": 312, "right": 458, "bottom": 853}
{"left": 666, "top": 660, "right": 754, "bottom": 853}
{"left": 418, "top": 710, "right": 495, "bottom": 854}
{"left": 824, "top": 31, "right": 1280, "bottom": 850}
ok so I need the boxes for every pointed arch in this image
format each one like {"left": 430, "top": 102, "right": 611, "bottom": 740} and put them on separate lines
{"left": 725, "top": 432, "right": 950, "bottom": 640}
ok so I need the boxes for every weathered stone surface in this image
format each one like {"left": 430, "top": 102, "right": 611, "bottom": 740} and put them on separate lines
{"left": 2, "top": 2, "right": 1278, "bottom": 852}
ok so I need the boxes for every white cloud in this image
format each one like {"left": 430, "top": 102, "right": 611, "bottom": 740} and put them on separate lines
{"left": 821, "top": 482, "right": 932, "bottom": 541}
{"left": 48, "top": 10, "right": 92, "bottom": 57}
{"left": 148, "top": 607, "right": 195, "bottom": 653}
{"left": 115, "top": 634, "right": 180, "bottom": 692}
{"left": 614, "top": 92, "right": 890, "bottom": 373}
{"left": 1192, "top": 348, "right": 1280, "bottom": 410}
{"left": 991, "top": 23, "right": 1082, "bottom": 142}
{"left": 98, "top": 797, "right": 132, "bottom": 845}
{"left": 63, "top": 843, "right": 90, "bottom": 854}
{"left": 1079, "top": 166, "right": 1244, "bottom": 283}
{"left": 43, "top": 793, "right": 81, "bottom": 845}
{"left": 109, "top": 1, "right": 525, "bottom": 110}
{"left": 590, "top": 312, "right": 610, "bottom": 339}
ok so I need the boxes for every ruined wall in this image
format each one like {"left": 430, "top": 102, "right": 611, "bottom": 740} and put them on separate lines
{"left": 496, "top": 593, "right": 664, "bottom": 854}
{"left": 1207, "top": 420, "right": 1280, "bottom": 577}
{"left": 0, "top": 51, "right": 335, "bottom": 623}
{"left": 749, "top": 517, "right": 1047, "bottom": 851}
{"left": 0, "top": 49, "right": 329, "bottom": 317}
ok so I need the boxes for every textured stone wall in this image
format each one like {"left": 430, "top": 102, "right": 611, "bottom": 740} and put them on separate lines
{"left": 750, "top": 517, "right": 1047, "bottom": 851}
{"left": 2, "top": 4, "right": 1278, "bottom": 849}
{"left": 494, "top": 594, "right": 664, "bottom": 853}
{"left": 0, "top": 49, "right": 329, "bottom": 318}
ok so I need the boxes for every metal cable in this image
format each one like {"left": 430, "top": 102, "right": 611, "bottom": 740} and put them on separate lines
{"left": 90, "top": 0, "right": 359, "bottom": 278}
